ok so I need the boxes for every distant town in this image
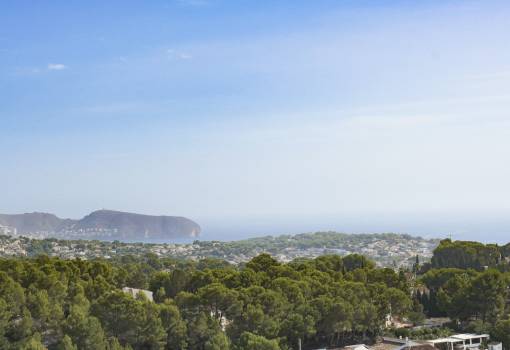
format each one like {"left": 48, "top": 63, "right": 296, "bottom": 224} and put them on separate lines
{"left": 0, "top": 231, "right": 440, "bottom": 268}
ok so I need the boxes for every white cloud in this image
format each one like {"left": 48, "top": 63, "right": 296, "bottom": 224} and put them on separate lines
{"left": 178, "top": 53, "right": 192, "bottom": 60}
{"left": 47, "top": 63, "right": 68, "bottom": 71}
{"left": 166, "top": 49, "right": 192, "bottom": 60}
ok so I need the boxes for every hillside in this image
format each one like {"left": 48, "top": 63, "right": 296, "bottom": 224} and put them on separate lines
{"left": 0, "top": 212, "right": 69, "bottom": 233}
{"left": 0, "top": 210, "right": 201, "bottom": 241}
{"left": 0, "top": 231, "right": 439, "bottom": 267}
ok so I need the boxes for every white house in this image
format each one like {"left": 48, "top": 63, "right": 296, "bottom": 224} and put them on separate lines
{"left": 426, "top": 334, "right": 489, "bottom": 350}
{"left": 122, "top": 287, "right": 154, "bottom": 302}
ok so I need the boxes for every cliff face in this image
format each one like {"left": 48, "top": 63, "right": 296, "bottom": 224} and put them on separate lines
{"left": 0, "top": 210, "right": 201, "bottom": 241}
{"left": 73, "top": 210, "right": 201, "bottom": 240}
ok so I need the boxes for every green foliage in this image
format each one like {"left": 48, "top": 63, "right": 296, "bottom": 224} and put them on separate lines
{"left": 0, "top": 253, "right": 412, "bottom": 349}
{"left": 238, "top": 332, "right": 280, "bottom": 350}
{"left": 56, "top": 335, "right": 77, "bottom": 350}
{"left": 91, "top": 291, "right": 165, "bottom": 348}
{"left": 492, "top": 319, "right": 510, "bottom": 349}
{"left": 430, "top": 239, "right": 502, "bottom": 271}
{"left": 8, "top": 239, "right": 510, "bottom": 349}
{"left": 204, "top": 332, "right": 231, "bottom": 350}
{"left": 418, "top": 239, "right": 510, "bottom": 345}
{"left": 390, "top": 327, "right": 453, "bottom": 340}
{"left": 1, "top": 232, "right": 439, "bottom": 268}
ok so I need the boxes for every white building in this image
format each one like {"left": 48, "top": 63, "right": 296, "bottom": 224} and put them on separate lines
{"left": 122, "top": 287, "right": 154, "bottom": 302}
{"left": 344, "top": 345, "right": 371, "bottom": 350}
{"left": 426, "top": 334, "right": 489, "bottom": 350}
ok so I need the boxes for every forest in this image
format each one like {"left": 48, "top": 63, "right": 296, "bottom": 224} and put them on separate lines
{"left": 413, "top": 239, "right": 510, "bottom": 347}
{"left": 0, "top": 252, "right": 411, "bottom": 349}
{"left": 2, "top": 238, "right": 510, "bottom": 349}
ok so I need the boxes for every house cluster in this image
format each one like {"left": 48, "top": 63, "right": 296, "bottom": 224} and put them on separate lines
{"left": 0, "top": 238, "right": 27, "bottom": 256}
{"left": 0, "top": 225, "right": 17, "bottom": 236}
{"left": 317, "top": 334, "right": 501, "bottom": 350}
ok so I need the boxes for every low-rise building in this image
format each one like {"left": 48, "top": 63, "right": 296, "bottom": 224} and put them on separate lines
{"left": 426, "top": 334, "right": 489, "bottom": 350}
{"left": 122, "top": 287, "right": 154, "bottom": 302}
{"left": 358, "top": 334, "right": 492, "bottom": 350}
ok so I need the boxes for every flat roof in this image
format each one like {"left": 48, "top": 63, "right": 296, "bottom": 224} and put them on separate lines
{"left": 452, "top": 334, "right": 489, "bottom": 340}
{"left": 427, "top": 338, "right": 463, "bottom": 344}
{"left": 345, "top": 345, "right": 369, "bottom": 349}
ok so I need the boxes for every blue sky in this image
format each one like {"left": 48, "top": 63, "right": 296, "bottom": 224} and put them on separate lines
{"left": 2, "top": 0, "right": 510, "bottom": 241}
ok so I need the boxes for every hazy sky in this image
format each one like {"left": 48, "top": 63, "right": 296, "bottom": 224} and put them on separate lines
{"left": 2, "top": 1, "right": 510, "bottom": 240}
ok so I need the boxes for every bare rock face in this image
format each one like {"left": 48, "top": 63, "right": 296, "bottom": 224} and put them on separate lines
{"left": 0, "top": 210, "right": 201, "bottom": 241}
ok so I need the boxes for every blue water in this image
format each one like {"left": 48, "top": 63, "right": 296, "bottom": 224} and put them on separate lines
{"left": 191, "top": 214, "right": 510, "bottom": 244}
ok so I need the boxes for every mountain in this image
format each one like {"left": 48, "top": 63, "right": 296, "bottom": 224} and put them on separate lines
{"left": 71, "top": 210, "right": 201, "bottom": 240}
{"left": 0, "top": 210, "right": 200, "bottom": 241}
{"left": 0, "top": 212, "right": 72, "bottom": 233}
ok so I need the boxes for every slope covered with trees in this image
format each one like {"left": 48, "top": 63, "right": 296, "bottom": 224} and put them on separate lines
{"left": 4, "top": 238, "right": 510, "bottom": 349}
{"left": 428, "top": 239, "right": 504, "bottom": 271}
{"left": 0, "top": 253, "right": 412, "bottom": 350}
{"left": 416, "top": 239, "right": 510, "bottom": 348}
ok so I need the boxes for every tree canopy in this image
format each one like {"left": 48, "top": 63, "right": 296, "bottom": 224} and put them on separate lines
{"left": 0, "top": 253, "right": 412, "bottom": 349}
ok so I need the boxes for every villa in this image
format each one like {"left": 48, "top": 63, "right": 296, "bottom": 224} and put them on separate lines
{"left": 426, "top": 334, "right": 490, "bottom": 350}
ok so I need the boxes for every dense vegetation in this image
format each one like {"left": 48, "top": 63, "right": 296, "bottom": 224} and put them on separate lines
{"left": 4, "top": 237, "right": 510, "bottom": 349}
{"left": 427, "top": 239, "right": 509, "bottom": 271}
{"left": 0, "top": 232, "right": 439, "bottom": 267}
{"left": 417, "top": 239, "right": 510, "bottom": 348}
{"left": 0, "top": 253, "right": 413, "bottom": 350}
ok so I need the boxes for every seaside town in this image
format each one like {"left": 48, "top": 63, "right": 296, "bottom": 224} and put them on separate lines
{"left": 0, "top": 231, "right": 439, "bottom": 267}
